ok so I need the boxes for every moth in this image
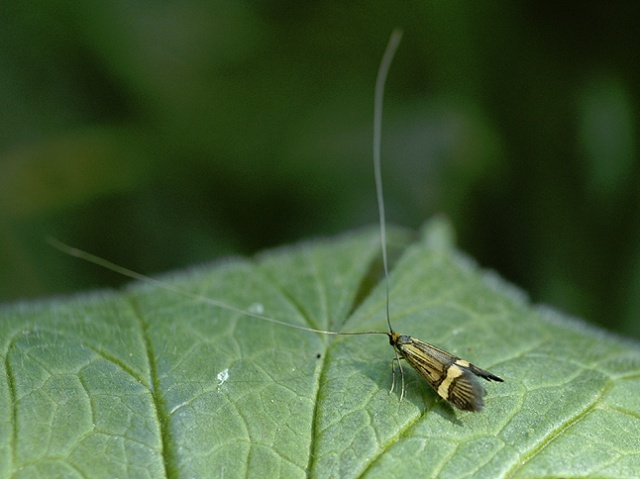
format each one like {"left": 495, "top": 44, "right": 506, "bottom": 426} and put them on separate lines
{"left": 51, "top": 29, "right": 502, "bottom": 412}
{"left": 369, "top": 29, "right": 503, "bottom": 411}
{"left": 389, "top": 332, "right": 502, "bottom": 411}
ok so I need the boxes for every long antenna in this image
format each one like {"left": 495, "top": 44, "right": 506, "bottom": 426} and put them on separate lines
{"left": 49, "top": 31, "right": 403, "bottom": 342}
{"left": 47, "top": 237, "right": 387, "bottom": 338}
{"left": 374, "top": 29, "right": 403, "bottom": 334}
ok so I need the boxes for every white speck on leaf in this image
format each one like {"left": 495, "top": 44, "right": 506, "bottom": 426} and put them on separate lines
{"left": 216, "top": 368, "right": 229, "bottom": 388}
{"left": 248, "top": 303, "right": 264, "bottom": 314}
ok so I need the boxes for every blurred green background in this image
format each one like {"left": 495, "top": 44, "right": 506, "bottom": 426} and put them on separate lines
{"left": 2, "top": 3, "right": 639, "bottom": 338}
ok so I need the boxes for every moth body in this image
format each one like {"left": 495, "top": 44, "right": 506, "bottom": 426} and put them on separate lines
{"left": 389, "top": 331, "right": 503, "bottom": 411}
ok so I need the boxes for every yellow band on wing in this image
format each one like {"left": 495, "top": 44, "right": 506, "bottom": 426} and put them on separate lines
{"left": 437, "top": 363, "right": 463, "bottom": 399}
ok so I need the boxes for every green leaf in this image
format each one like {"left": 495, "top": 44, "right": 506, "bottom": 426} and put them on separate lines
{"left": 2, "top": 219, "right": 640, "bottom": 478}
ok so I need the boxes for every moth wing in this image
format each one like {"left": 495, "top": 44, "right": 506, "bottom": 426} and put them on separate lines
{"left": 444, "top": 367, "right": 487, "bottom": 412}
{"left": 397, "top": 337, "right": 500, "bottom": 411}
{"left": 465, "top": 363, "right": 504, "bottom": 382}
{"left": 407, "top": 338, "right": 504, "bottom": 384}
{"left": 398, "top": 340, "right": 449, "bottom": 384}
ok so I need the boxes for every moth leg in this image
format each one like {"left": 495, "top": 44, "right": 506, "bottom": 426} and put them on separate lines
{"left": 390, "top": 349, "right": 405, "bottom": 401}
{"left": 398, "top": 358, "right": 405, "bottom": 401}
{"left": 390, "top": 359, "right": 396, "bottom": 394}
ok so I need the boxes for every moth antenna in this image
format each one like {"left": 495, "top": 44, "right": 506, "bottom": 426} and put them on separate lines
{"left": 49, "top": 32, "right": 405, "bottom": 347}
{"left": 373, "top": 29, "right": 403, "bottom": 334}
{"left": 47, "top": 237, "right": 387, "bottom": 338}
